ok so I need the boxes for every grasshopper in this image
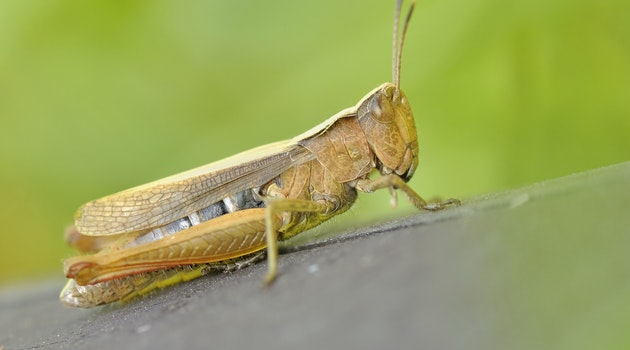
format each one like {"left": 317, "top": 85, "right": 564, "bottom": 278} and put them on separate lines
{"left": 60, "top": 0, "right": 458, "bottom": 307}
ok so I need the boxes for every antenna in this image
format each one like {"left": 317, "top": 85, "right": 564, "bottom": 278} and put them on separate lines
{"left": 392, "top": 0, "right": 416, "bottom": 91}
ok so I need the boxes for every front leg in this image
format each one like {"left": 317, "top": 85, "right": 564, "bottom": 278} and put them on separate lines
{"left": 355, "top": 174, "right": 460, "bottom": 211}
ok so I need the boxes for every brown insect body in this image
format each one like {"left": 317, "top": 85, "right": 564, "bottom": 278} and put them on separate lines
{"left": 61, "top": 1, "right": 458, "bottom": 307}
{"left": 63, "top": 84, "right": 415, "bottom": 283}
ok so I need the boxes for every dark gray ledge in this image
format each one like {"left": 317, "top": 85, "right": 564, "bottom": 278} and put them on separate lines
{"left": 1, "top": 161, "right": 629, "bottom": 350}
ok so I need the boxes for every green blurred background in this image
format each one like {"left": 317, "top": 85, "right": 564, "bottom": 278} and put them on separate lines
{"left": 0, "top": 0, "right": 628, "bottom": 285}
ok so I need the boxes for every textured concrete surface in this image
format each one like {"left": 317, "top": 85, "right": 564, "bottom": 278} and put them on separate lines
{"left": 1, "top": 162, "right": 629, "bottom": 350}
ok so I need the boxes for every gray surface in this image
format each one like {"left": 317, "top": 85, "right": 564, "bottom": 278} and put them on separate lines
{"left": 1, "top": 162, "right": 629, "bottom": 350}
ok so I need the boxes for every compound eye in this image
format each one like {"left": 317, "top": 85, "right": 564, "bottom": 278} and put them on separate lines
{"left": 369, "top": 95, "right": 383, "bottom": 119}
{"left": 369, "top": 93, "right": 394, "bottom": 123}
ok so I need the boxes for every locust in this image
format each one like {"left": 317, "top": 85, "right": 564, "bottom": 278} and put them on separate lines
{"left": 60, "top": 0, "right": 458, "bottom": 307}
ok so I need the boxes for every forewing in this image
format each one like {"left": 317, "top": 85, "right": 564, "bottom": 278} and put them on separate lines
{"left": 75, "top": 140, "right": 314, "bottom": 235}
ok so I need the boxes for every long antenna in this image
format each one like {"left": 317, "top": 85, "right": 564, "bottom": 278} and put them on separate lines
{"left": 392, "top": 0, "right": 416, "bottom": 91}
{"left": 392, "top": 0, "right": 403, "bottom": 90}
